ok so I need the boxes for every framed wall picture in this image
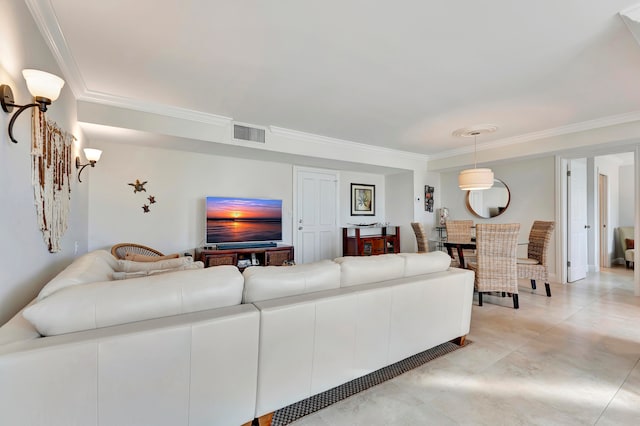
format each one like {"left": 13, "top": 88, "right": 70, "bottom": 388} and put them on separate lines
{"left": 425, "top": 185, "right": 434, "bottom": 212}
{"left": 351, "top": 183, "right": 375, "bottom": 216}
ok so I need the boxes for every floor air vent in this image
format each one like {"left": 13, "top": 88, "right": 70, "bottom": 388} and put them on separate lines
{"left": 233, "top": 124, "right": 266, "bottom": 143}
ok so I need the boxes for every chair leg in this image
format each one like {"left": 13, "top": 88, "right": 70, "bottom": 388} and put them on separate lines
{"left": 545, "top": 282, "right": 551, "bottom": 297}
{"left": 478, "top": 292, "right": 483, "bottom": 306}
{"left": 530, "top": 279, "right": 536, "bottom": 290}
{"left": 626, "top": 261, "right": 630, "bottom": 269}
{"left": 512, "top": 293, "right": 519, "bottom": 309}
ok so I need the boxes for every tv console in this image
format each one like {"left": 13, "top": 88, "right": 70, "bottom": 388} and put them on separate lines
{"left": 197, "top": 245, "right": 294, "bottom": 271}
{"left": 215, "top": 242, "right": 277, "bottom": 250}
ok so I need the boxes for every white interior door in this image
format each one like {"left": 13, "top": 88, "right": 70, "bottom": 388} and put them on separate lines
{"left": 568, "top": 158, "right": 588, "bottom": 282}
{"left": 295, "top": 168, "right": 338, "bottom": 264}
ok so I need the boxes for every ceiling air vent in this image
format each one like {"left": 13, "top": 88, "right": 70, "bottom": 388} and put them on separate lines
{"left": 233, "top": 124, "right": 266, "bottom": 143}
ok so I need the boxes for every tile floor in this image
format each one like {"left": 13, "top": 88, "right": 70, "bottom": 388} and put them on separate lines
{"left": 292, "top": 267, "right": 640, "bottom": 425}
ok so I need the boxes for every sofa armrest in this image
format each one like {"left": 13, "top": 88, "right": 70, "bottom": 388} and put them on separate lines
{"left": 0, "top": 300, "right": 40, "bottom": 346}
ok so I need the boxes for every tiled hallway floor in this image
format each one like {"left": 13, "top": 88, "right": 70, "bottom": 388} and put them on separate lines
{"left": 292, "top": 267, "right": 640, "bottom": 425}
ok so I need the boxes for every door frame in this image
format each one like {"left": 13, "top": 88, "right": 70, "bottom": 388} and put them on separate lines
{"left": 557, "top": 150, "right": 638, "bottom": 289}
{"left": 292, "top": 166, "right": 340, "bottom": 263}
{"left": 598, "top": 173, "right": 609, "bottom": 268}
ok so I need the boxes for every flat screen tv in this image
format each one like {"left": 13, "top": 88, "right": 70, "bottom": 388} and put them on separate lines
{"left": 206, "top": 196, "right": 282, "bottom": 245}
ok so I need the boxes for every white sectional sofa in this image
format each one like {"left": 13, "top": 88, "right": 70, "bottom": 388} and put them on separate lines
{"left": 0, "top": 249, "right": 474, "bottom": 426}
{"left": 0, "top": 251, "right": 259, "bottom": 426}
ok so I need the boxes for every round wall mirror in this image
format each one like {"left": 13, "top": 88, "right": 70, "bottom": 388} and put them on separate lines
{"left": 465, "top": 179, "right": 511, "bottom": 218}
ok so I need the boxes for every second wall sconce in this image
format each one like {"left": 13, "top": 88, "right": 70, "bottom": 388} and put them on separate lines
{"left": 76, "top": 148, "right": 102, "bottom": 183}
{"left": 1, "top": 69, "right": 65, "bottom": 144}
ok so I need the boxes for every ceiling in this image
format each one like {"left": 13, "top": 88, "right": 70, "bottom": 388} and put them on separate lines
{"left": 27, "top": 0, "right": 640, "bottom": 158}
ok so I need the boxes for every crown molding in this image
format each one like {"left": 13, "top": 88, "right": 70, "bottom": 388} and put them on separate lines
{"left": 25, "top": 0, "right": 87, "bottom": 98}
{"left": 269, "top": 126, "right": 430, "bottom": 162}
{"left": 79, "top": 90, "right": 233, "bottom": 126}
{"left": 620, "top": 5, "right": 640, "bottom": 47}
{"left": 430, "top": 110, "right": 640, "bottom": 160}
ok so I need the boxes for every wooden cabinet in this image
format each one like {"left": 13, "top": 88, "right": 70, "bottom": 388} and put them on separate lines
{"left": 342, "top": 226, "right": 400, "bottom": 256}
{"left": 197, "top": 245, "right": 294, "bottom": 270}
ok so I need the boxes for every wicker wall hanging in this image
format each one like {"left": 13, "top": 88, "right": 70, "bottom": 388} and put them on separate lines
{"left": 32, "top": 108, "right": 75, "bottom": 252}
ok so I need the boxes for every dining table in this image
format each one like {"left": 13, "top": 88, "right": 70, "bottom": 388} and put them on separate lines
{"left": 443, "top": 240, "right": 476, "bottom": 269}
{"left": 443, "top": 240, "right": 529, "bottom": 269}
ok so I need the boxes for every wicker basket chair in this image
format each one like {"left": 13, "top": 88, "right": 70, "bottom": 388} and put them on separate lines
{"left": 445, "top": 220, "right": 475, "bottom": 266}
{"left": 110, "top": 243, "right": 164, "bottom": 260}
{"left": 410, "top": 222, "right": 429, "bottom": 253}
{"left": 468, "top": 223, "right": 521, "bottom": 309}
{"left": 517, "top": 221, "right": 555, "bottom": 297}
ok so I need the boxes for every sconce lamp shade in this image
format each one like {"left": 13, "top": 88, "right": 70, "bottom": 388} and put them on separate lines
{"left": 22, "top": 69, "right": 64, "bottom": 101}
{"left": 83, "top": 148, "right": 102, "bottom": 162}
{"left": 458, "top": 168, "right": 494, "bottom": 190}
{"left": 76, "top": 148, "right": 103, "bottom": 183}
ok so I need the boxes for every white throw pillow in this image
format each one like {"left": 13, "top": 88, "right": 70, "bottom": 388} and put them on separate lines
{"left": 112, "top": 261, "right": 204, "bottom": 280}
{"left": 23, "top": 265, "right": 243, "bottom": 336}
{"left": 116, "top": 256, "right": 193, "bottom": 273}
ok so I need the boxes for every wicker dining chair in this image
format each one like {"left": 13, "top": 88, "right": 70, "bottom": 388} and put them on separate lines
{"left": 110, "top": 243, "right": 164, "bottom": 260}
{"left": 468, "top": 223, "right": 521, "bottom": 309}
{"left": 517, "top": 221, "right": 555, "bottom": 297}
{"left": 410, "top": 222, "right": 429, "bottom": 253}
{"left": 445, "top": 220, "right": 475, "bottom": 266}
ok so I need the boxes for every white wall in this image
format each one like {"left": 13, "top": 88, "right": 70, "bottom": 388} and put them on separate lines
{"left": 385, "top": 172, "right": 414, "bottom": 253}
{"left": 339, "top": 171, "right": 386, "bottom": 227}
{"left": 88, "top": 141, "right": 428, "bottom": 258}
{"left": 439, "top": 156, "right": 557, "bottom": 278}
{"left": 88, "top": 141, "right": 294, "bottom": 254}
{"left": 594, "top": 156, "right": 620, "bottom": 264}
{"left": 0, "top": 0, "right": 87, "bottom": 323}
{"left": 619, "top": 164, "right": 634, "bottom": 227}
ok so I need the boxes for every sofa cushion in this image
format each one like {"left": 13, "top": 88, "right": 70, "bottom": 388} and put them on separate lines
{"left": 242, "top": 260, "right": 340, "bottom": 303}
{"left": 37, "top": 250, "right": 119, "bottom": 300}
{"left": 116, "top": 256, "right": 193, "bottom": 273}
{"left": 23, "top": 265, "right": 243, "bottom": 336}
{"left": 398, "top": 251, "right": 451, "bottom": 277}
{"left": 334, "top": 254, "right": 405, "bottom": 287}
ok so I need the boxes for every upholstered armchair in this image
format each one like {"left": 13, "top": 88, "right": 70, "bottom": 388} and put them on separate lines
{"left": 410, "top": 222, "right": 429, "bottom": 253}
{"left": 617, "top": 227, "right": 635, "bottom": 269}
{"left": 445, "top": 220, "right": 475, "bottom": 266}
{"left": 517, "top": 221, "right": 555, "bottom": 297}
{"left": 468, "top": 223, "right": 521, "bottom": 309}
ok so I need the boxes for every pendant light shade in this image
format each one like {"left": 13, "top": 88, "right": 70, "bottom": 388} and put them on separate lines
{"left": 458, "top": 168, "right": 494, "bottom": 190}
{"left": 453, "top": 125, "right": 497, "bottom": 191}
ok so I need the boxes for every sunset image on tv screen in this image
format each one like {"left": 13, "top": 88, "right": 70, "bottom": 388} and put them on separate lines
{"left": 206, "top": 197, "right": 282, "bottom": 243}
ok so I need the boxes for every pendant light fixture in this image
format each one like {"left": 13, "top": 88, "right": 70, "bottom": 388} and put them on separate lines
{"left": 454, "top": 125, "right": 497, "bottom": 191}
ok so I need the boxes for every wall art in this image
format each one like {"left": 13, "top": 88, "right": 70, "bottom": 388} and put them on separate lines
{"left": 350, "top": 183, "right": 375, "bottom": 216}
{"left": 425, "top": 185, "right": 434, "bottom": 212}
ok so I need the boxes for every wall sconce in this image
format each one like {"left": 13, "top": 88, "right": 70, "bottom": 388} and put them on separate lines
{"left": 75, "top": 148, "right": 102, "bottom": 183}
{"left": 1, "top": 69, "right": 65, "bottom": 144}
